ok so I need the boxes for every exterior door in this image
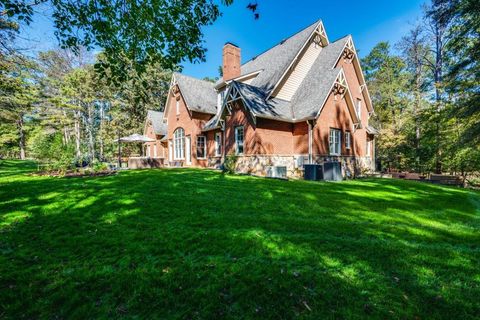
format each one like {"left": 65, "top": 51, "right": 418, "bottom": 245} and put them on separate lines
{"left": 186, "top": 136, "right": 192, "bottom": 165}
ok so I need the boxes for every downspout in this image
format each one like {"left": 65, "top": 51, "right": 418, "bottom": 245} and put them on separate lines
{"left": 307, "top": 120, "right": 313, "bottom": 164}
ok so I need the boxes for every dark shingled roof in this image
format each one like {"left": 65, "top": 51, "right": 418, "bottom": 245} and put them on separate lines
{"left": 146, "top": 110, "right": 167, "bottom": 135}
{"left": 208, "top": 36, "right": 350, "bottom": 124}
{"left": 179, "top": 22, "right": 359, "bottom": 129}
{"left": 215, "top": 20, "right": 321, "bottom": 93}
{"left": 174, "top": 73, "right": 217, "bottom": 115}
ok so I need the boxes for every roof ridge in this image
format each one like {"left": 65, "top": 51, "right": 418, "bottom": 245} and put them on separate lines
{"left": 242, "top": 19, "right": 322, "bottom": 66}
{"left": 174, "top": 72, "right": 215, "bottom": 86}
{"left": 329, "top": 34, "right": 351, "bottom": 44}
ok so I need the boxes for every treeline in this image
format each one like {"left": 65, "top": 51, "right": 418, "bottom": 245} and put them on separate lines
{"left": 362, "top": 0, "right": 479, "bottom": 176}
{"left": 0, "top": 47, "right": 171, "bottom": 168}
{"left": 1, "top": 0, "right": 479, "bottom": 177}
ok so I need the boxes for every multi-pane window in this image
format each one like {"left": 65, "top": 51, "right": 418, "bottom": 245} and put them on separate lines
{"left": 345, "top": 131, "right": 351, "bottom": 150}
{"left": 173, "top": 128, "right": 185, "bottom": 159}
{"left": 329, "top": 128, "right": 341, "bottom": 155}
{"left": 215, "top": 132, "right": 222, "bottom": 156}
{"left": 196, "top": 136, "right": 206, "bottom": 159}
{"left": 234, "top": 126, "right": 244, "bottom": 155}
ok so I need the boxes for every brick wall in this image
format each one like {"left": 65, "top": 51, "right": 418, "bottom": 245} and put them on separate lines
{"left": 143, "top": 121, "right": 166, "bottom": 158}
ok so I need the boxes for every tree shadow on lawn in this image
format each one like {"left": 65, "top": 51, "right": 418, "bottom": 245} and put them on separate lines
{"left": 0, "top": 167, "right": 479, "bottom": 319}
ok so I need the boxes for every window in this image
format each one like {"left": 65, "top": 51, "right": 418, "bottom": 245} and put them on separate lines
{"left": 366, "top": 140, "right": 372, "bottom": 157}
{"left": 196, "top": 136, "right": 206, "bottom": 159}
{"left": 234, "top": 126, "right": 244, "bottom": 155}
{"left": 173, "top": 128, "right": 185, "bottom": 159}
{"left": 329, "top": 128, "right": 341, "bottom": 155}
{"left": 215, "top": 132, "right": 222, "bottom": 156}
{"left": 345, "top": 131, "right": 351, "bottom": 150}
{"left": 356, "top": 99, "right": 362, "bottom": 119}
{"left": 176, "top": 99, "right": 180, "bottom": 115}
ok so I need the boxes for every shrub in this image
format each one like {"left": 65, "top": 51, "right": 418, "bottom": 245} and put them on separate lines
{"left": 222, "top": 155, "right": 238, "bottom": 174}
{"left": 28, "top": 129, "right": 76, "bottom": 173}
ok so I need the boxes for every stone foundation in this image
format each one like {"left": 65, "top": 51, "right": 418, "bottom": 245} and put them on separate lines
{"left": 207, "top": 154, "right": 374, "bottom": 179}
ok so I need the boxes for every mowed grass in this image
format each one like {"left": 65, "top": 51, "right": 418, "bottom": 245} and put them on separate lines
{"left": 0, "top": 161, "right": 479, "bottom": 319}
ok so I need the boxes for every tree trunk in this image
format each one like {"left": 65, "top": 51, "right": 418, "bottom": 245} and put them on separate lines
{"left": 87, "top": 103, "right": 95, "bottom": 165}
{"left": 434, "top": 22, "right": 444, "bottom": 174}
{"left": 74, "top": 111, "right": 82, "bottom": 159}
{"left": 62, "top": 109, "right": 70, "bottom": 145}
{"left": 17, "top": 115, "right": 26, "bottom": 160}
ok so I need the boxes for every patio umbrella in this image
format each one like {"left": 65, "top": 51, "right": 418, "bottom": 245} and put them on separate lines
{"left": 115, "top": 133, "right": 155, "bottom": 143}
{"left": 116, "top": 134, "right": 156, "bottom": 167}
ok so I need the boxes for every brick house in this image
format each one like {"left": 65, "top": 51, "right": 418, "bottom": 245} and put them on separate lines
{"left": 144, "top": 20, "right": 378, "bottom": 177}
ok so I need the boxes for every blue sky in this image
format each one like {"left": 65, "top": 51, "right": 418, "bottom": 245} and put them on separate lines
{"left": 20, "top": 0, "right": 425, "bottom": 79}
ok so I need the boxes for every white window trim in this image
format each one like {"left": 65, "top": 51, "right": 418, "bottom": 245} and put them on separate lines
{"left": 234, "top": 126, "right": 244, "bottom": 155}
{"left": 215, "top": 132, "right": 222, "bottom": 157}
{"left": 196, "top": 135, "right": 207, "bottom": 159}
{"left": 329, "top": 128, "right": 341, "bottom": 156}
{"left": 173, "top": 128, "right": 185, "bottom": 160}
{"left": 345, "top": 131, "right": 351, "bottom": 150}
{"left": 356, "top": 99, "right": 362, "bottom": 119}
{"left": 366, "top": 140, "right": 372, "bottom": 158}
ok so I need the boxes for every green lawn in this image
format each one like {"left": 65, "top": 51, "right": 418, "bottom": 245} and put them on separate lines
{"left": 0, "top": 160, "right": 479, "bottom": 319}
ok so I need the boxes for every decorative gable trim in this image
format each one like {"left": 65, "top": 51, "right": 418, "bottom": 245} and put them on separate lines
{"left": 315, "top": 69, "right": 361, "bottom": 127}
{"left": 206, "top": 82, "right": 258, "bottom": 131}
{"left": 333, "top": 36, "right": 374, "bottom": 114}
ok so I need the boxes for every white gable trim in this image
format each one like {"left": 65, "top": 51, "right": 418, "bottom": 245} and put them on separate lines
{"left": 214, "top": 70, "right": 263, "bottom": 90}
{"left": 332, "top": 36, "right": 374, "bottom": 114}
{"left": 315, "top": 68, "right": 361, "bottom": 126}
{"left": 266, "top": 20, "right": 329, "bottom": 100}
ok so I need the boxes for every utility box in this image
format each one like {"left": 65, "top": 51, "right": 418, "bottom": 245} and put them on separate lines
{"left": 304, "top": 164, "right": 323, "bottom": 181}
{"left": 323, "top": 162, "right": 342, "bottom": 181}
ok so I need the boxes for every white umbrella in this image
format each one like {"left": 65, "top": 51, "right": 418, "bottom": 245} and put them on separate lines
{"left": 115, "top": 134, "right": 156, "bottom": 167}
{"left": 115, "top": 133, "right": 155, "bottom": 142}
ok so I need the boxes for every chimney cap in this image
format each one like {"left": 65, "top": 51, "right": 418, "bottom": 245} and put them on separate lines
{"left": 224, "top": 42, "right": 239, "bottom": 48}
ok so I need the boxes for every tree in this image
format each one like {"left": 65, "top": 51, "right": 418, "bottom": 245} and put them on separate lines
{"left": 1, "top": 0, "right": 259, "bottom": 82}
{"left": 396, "top": 25, "right": 431, "bottom": 171}
{"left": 431, "top": 0, "right": 480, "bottom": 144}
{"left": 362, "top": 42, "right": 410, "bottom": 170}
{"left": 0, "top": 56, "right": 38, "bottom": 159}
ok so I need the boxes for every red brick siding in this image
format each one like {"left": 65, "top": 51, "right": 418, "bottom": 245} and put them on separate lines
{"left": 336, "top": 58, "right": 371, "bottom": 157}
{"left": 166, "top": 90, "right": 215, "bottom": 167}
{"left": 143, "top": 121, "right": 166, "bottom": 158}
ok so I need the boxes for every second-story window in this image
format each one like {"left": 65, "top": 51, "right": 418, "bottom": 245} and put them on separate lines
{"left": 356, "top": 99, "right": 362, "bottom": 119}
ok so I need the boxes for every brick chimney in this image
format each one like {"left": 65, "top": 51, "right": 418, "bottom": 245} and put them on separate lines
{"left": 223, "top": 42, "right": 241, "bottom": 81}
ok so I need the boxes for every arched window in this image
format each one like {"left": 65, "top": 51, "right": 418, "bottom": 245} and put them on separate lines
{"left": 173, "top": 128, "right": 185, "bottom": 160}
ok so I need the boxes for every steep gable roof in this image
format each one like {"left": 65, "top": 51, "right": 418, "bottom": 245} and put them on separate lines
{"left": 290, "top": 36, "right": 350, "bottom": 120}
{"left": 174, "top": 73, "right": 217, "bottom": 114}
{"left": 216, "top": 20, "right": 322, "bottom": 93}
{"left": 146, "top": 110, "right": 167, "bottom": 135}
